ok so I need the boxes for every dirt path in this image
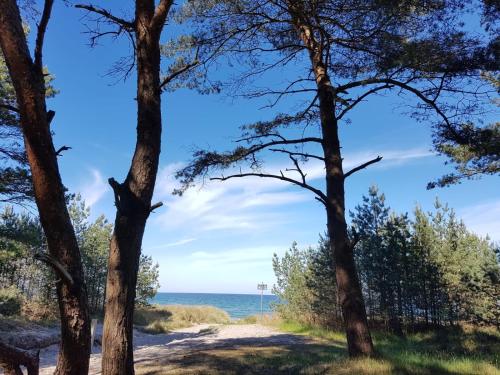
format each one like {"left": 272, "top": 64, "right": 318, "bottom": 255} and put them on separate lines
{"left": 38, "top": 324, "right": 315, "bottom": 374}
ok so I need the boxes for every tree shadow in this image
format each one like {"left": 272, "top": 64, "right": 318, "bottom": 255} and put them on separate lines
{"left": 133, "top": 327, "right": 500, "bottom": 375}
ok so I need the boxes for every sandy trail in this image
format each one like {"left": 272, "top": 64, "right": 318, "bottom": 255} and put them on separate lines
{"left": 38, "top": 324, "right": 310, "bottom": 374}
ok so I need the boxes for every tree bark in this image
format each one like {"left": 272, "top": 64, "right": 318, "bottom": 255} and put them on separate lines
{"left": 319, "top": 86, "right": 375, "bottom": 356}
{"left": 0, "top": 1, "right": 91, "bottom": 373}
{"left": 289, "top": 8, "right": 375, "bottom": 356}
{"left": 101, "top": 1, "right": 166, "bottom": 374}
{"left": 0, "top": 341, "right": 39, "bottom": 375}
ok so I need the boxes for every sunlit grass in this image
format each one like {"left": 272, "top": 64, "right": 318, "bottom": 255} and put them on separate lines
{"left": 134, "top": 304, "right": 230, "bottom": 334}
{"left": 273, "top": 319, "right": 500, "bottom": 375}
{"left": 135, "top": 312, "right": 500, "bottom": 374}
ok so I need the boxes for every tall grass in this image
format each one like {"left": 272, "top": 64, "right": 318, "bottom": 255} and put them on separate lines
{"left": 134, "top": 304, "right": 230, "bottom": 334}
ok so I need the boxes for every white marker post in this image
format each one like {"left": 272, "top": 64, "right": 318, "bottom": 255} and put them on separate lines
{"left": 257, "top": 283, "right": 267, "bottom": 320}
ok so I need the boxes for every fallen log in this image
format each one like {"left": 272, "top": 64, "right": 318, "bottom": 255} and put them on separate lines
{"left": 0, "top": 340, "right": 39, "bottom": 375}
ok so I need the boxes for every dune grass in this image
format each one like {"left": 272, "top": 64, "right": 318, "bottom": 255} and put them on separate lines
{"left": 134, "top": 304, "right": 230, "bottom": 334}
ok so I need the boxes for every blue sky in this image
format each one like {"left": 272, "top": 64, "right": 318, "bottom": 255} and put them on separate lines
{"left": 19, "top": 1, "right": 500, "bottom": 294}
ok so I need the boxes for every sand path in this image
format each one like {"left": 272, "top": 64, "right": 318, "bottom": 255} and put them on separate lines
{"left": 38, "top": 324, "right": 310, "bottom": 374}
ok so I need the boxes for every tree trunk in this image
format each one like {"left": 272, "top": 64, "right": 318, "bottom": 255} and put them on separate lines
{"left": 101, "top": 1, "right": 165, "bottom": 374}
{"left": 0, "top": 1, "right": 91, "bottom": 374}
{"left": 287, "top": 6, "right": 374, "bottom": 356}
{"left": 316, "top": 69, "right": 374, "bottom": 357}
{"left": 0, "top": 341, "right": 39, "bottom": 375}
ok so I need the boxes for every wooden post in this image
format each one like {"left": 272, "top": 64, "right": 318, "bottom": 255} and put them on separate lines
{"left": 257, "top": 283, "right": 267, "bottom": 320}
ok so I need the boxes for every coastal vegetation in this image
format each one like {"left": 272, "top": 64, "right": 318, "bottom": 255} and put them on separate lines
{"left": 0, "top": 196, "right": 160, "bottom": 320}
{"left": 0, "top": 0, "right": 498, "bottom": 374}
{"left": 134, "top": 305, "right": 230, "bottom": 334}
{"left": 272, "top": 186, "right": 500, "bottom": 330}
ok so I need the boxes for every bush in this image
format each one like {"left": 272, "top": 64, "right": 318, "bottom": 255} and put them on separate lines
{"left": 0, "top": 287, "right": 23, "bottom": 316}
{"left": 21, "top": 299, "right": 59, "bottom": 324}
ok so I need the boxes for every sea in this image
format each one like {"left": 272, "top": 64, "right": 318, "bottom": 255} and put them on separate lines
{"left": 151, "top": 292, "right": 279, "bottom": 319}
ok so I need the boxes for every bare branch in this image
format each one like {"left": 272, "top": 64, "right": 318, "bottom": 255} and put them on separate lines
{"left": 269, "top": 148, "right": 324, "bottom": 161}
{"left": 0, "top": 103, "right": 19, "bottom": 113}
{"left": 55, "top": 145, "right": 71, "bottom": 156}
{"left": 286, "top": 154, "right": 307, "bottom": 184}
{"left": 336, "top": 78, "right": 452, "bottom": 127}
{"left": 34, "top": 251, "right": 74, "bottom": 286}
{"left": 344, "top": 156, "right": 382, "bottom": 178}
{"left": 337, "top": 84, "right": 392, "bottom": 120}
{"left": 211, "top": 172, "right": 327, "bottom": 205}
{"left": 75, "top": 4, "right": 135, "bottom": 30}
{"left": 34, "top": 0, "right": 54, "bottom": 72}
{"left": 149, "top": 201, "right": 163, "bottom": 212}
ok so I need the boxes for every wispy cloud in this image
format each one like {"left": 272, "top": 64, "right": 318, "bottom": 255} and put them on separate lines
{"left": 148, "top": 238, "right": 197, "bottom": 249}
{"left": 153, "top": 146, "right": 433, "bottom": 234}
{"left": 188, "top": 245, "right": 282, "bottom": 268}
{"left": 79, "top": 168, "right": 108, "bottom": 207}
{"left": 459, "top": 199, "right": 500, "bottom": 241}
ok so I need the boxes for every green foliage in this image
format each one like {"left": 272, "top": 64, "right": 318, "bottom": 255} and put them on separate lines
{"left": 68, "top": 194, "right": 112, "bottom": 312}
{"left": 136, "top": 254, "right": 160, "bottom": 306}
{"left": 0, "top": 48, "right": 57, "bottom": 204}
{"left": 272, "top": 242, "right": 315, "bottom": 323}
{"left": 0, "top": 286, "right": 23, "bottom": 316}
{"left": 429, "top": 120, "right": 500, "bottom": 188}
{"left": 273, "top": 186, "right": 500, "bottom": 330}
{"left": 351, "top": 188, "right": 500, "bottom": 328}
{"left": 0, "top": 195, "right": 161, "bottom": 317}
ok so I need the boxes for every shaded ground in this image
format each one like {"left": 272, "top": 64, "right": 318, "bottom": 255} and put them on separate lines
{"left": 38, "top": 324, "right": 326, "bottom": 374}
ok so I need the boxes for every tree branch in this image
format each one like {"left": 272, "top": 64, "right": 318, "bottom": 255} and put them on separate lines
{"left": 337, "top": 84, "right": 392, "bottom": 120}
{"left": 344, "top": 156, "right": 382, "bottom": 178}
{"left": 75, "top": 4, "right": 135, "bottom": 30}
{"left": 55, "top": 145, "right": 71, "bottom": 156}
{"left": 151, "top": 0, "right": 174, "bottom": 36}
{"left": 269, "top": 148, "right": 325, "bottom": 161}
{"left": 160, "top": 48, "right": 200, "bottom": 90}
{"left": 34, "top": 251, "right": 74, "bottom": 287}
{"left": 34, "top": 0, "right": 54, "bottom": 72}
{"left": 336, "top": 78, "right": 452, "bottom": 127}
{"left": 0, "top": 103, "right": 19, "bottom": 113}
{"left": 149, "top": 201, "right": 163, "bottom": 212}
{"left": 211, "top": 172, "right": 327, "bottom": 206}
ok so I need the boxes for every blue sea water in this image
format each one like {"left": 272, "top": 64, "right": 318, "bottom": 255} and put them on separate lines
{"left": 151, "top": 292, "right": 279, "bottom": 319}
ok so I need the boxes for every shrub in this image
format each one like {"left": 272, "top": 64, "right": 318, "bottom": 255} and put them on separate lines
{"left": 21, "top": 299, "right": 59, "bottom": 324}
{"left": 0, "top": 287, "right": 23, "bottom": 316}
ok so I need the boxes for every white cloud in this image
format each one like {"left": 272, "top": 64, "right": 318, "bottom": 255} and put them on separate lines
{"left": 153, "top": 146, "right": 433, "bottom": 234}
{"left": 459, "top": 200, "right": 500, "bottom": 241}
{"left": 147, "top": 238, "right": 197, "bottom": 249}
{"left": 80, "top": 168, "right": 108, "bottom": 207}
{"left": 188, "top": 245, "right": 282, "bottom": 268}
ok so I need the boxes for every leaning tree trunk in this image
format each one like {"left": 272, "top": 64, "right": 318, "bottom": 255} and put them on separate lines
{"left": 0, "top": 1, "right": 91, "bottom": 373}
{"left": 101, "top": 1, "right": 166, "bottom": 374}
{"left": 315, "top": 68, "right": 375, "bottom": 356}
